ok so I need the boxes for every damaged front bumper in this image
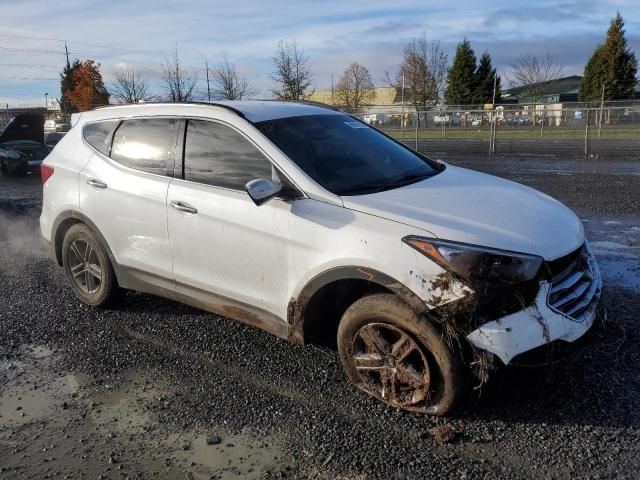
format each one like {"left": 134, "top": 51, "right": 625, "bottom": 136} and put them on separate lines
{"left": 467, "top": 245, "right": 603, "bottom": 365}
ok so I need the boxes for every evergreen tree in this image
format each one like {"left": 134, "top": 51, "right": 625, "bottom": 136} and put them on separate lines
{"left": 474, "top": 51, "right": 502, "bottom": 104}
{"left": 579, "top": 13, "right": 638, "bottom": 101}
{"left": 444, "top": 39, "right": 477, "bottom": 105}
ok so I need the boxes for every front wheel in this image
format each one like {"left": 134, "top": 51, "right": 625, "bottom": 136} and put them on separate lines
{"left": 62, "top": 223, "right": 119, "bottom": 307}
{"left": 337, "top": 293, "right": 466, "bottom": 415}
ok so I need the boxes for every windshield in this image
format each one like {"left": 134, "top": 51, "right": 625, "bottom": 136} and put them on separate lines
{"left": 255, "top": 114, "right": 439, "bottom": 195}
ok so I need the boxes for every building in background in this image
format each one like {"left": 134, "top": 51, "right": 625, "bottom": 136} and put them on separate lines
{"left": 306, "top": 86, "right": 408, "bottom": 115}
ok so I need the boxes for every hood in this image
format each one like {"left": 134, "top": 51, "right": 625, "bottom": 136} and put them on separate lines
{"left": 0, "top": 114, "right": 45, "bottom": 144}
{"left": 342, "top": 165, "right": 584, "bottom": 260}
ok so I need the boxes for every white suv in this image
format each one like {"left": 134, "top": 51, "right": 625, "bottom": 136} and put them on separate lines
{"left": 40, "top": 101, "right": 603, "bottom": 415}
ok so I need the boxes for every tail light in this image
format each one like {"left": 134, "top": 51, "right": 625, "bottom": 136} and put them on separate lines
{"left": 41, "top": 164, "right": 54, "bottom": 184}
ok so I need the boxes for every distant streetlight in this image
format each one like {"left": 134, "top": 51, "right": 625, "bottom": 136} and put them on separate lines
{"left": 45, "top": 92, "right": 49, "bottom": 109}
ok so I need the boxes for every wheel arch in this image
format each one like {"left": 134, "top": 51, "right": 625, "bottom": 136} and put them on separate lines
{"left": 52, "top": 210, "right": 117, "bottom": 268}
{"left": 287, "top": 266, "right": 428, "bottom": 345}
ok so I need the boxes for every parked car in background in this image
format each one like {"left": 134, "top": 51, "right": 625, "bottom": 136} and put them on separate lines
{"left": 40, "top": 101, "right": 603, "bottom": 415}
{"left": 0, "top": 114, "right": 50, "bottom": 175}
{"left": 45, "top": 132, "right": 65, "bottom": 148}
{"left": 45, "top": 118, "right": 71, "bottom": 133}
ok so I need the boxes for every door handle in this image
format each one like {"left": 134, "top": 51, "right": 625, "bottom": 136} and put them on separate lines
{"left": 170, "top": 200, "right": 198, "bottom": 215}
{"left": 86, "top": 178, "right": 107, "bottom": 189}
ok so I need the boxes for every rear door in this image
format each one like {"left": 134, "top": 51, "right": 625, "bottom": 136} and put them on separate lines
{"left": 79, "top": 117, "right": 179, "bottom": 289}
{"left": 167, "top": 118, "right": 292, "bottom": 325}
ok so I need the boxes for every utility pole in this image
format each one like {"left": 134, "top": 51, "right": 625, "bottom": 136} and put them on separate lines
{"left": 598, "top": 82, "right": 605, "bottom": 138}
{"left": 490, "top": 73, "right": 498, "bottom": 154}
{"left": 205, "top": 59, "right": 211, "bottom": 102}
{"left": 401, "top": 74, "right": 405, "bottom": 138}
{"left": 492, "top": 73, "right": 497, "bottom": 105}
{"left": 331, "top": 73, "right": 334, "bottom": 105}
{"left": 64, "top": 41, "right": 70, "bottom": 68}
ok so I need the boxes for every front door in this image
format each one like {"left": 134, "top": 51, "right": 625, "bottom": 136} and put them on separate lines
{"left": 167, "top": 119, "right": 291, "bottom": 331}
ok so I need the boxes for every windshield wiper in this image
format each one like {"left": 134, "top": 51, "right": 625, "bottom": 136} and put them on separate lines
{"left": 337, "top": 183, "right": 392, "bottom": 195}
{"left": 386, "top": 172, "right": 433, "bottom": 187}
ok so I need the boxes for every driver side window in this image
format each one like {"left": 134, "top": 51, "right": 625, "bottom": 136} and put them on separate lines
{"left": 183, "top": 119, "right": 275, "bottom": 190}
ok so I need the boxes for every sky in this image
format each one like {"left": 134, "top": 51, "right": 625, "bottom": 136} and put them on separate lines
{"left": 0, "top": 0, "right": 638, "bottom": 107}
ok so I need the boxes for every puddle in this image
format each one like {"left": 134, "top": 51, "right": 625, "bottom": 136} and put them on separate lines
{"left": 89, "top": 370, "right": 164, "bottom": 434}
{"left": 597, "top": 257, "right": 640, "bottom": 291}
{"left": 0, "top": 347, "right": 83, "bottom": 427}
{"left": 168, "top": 431, "right": 283, "bottom": 479}
{"left": 1, "top": 345, "right": 287, "bottom": 478}
{"left": 30, "top": 345, "right": 54, "bottom": 359}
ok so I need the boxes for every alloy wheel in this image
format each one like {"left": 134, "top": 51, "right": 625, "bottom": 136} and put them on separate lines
{"left": 68, "top": 238, "right": 103, "bottom": 294}
{"left": 351, "top": 322, "right": 432, "bottom": 408}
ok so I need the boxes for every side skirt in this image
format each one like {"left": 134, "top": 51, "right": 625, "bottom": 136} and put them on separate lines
{"left": 116, "top": 266, "right": 290, "bottom": 340}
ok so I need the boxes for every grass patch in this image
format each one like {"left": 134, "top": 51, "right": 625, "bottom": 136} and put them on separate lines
{"left": 386, "top": 127, "right": 640, "bottom": 141}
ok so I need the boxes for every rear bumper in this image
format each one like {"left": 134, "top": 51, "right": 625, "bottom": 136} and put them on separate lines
{"left": 467, "top": 247, "right": 603, "bottom": 365}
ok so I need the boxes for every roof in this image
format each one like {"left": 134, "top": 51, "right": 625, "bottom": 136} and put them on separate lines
{"left": 88, "top": 100, "right": 341, "bottom": 123}
{"left": 212, "top": 100, "right": 340, "bottom": 122}
{"left": 504, "top": 75, "right": 584, "bottom": 98}
{"left": 306, "top": 87, "right": 399, "bottom": 106}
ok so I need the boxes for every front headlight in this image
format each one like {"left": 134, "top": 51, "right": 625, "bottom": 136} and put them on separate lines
{"left": 403, "top": 236, "right": 543, "bottom": 288}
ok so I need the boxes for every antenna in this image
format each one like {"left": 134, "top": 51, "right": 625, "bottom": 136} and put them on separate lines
{"left": 205, "top": 59, "right": 211, "bottom": 102}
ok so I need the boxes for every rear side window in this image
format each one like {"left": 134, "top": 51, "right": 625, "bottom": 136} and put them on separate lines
{"left": 110, "top": 118, "right": 179, "bottom": 176}
{"left": 83, "top": 120, "right": 119, "bottom": 156}
{"left": 184, "top": 119, "right": 273, "bottom": 190}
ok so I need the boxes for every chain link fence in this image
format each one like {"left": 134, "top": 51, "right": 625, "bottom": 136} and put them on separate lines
{"left": 356, "top": 105, "right": 640, "bottom": 159}
{"left": 3, "top": 103, "right": 639, "bottom": 159}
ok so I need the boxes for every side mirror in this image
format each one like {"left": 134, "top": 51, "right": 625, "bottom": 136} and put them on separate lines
{"left": 245, "top": 178, "right": 282, "bottom": 206}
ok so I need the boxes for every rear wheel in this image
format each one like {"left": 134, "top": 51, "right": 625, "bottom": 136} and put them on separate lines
{"left": 337, "top": 293, "right": 465, "bottom": 415}
{"left": 62, "top": 224, "right": 119, "bottom": 307}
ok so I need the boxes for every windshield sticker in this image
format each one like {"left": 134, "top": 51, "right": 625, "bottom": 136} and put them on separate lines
{"left": 344, "top": 121, "right": 368, "bottom": 129}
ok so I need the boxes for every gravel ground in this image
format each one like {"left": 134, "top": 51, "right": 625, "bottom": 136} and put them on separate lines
{"left": 1, "top": 157, "right": 640, "bottom": 479}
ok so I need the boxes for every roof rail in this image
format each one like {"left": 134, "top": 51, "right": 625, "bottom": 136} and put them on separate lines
{"left": 90, "top": 101, "right": 245, "bottom": 118}
{"left": 289, "top": 99, "right": 342, "bottom": 112}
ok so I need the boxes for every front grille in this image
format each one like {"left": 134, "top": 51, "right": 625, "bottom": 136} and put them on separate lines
{"left": 547, "top": 245, "right": 601, "bottom": 323}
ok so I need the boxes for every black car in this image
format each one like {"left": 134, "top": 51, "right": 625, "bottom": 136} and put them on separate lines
{"left": 0, "top": 114, "right": 50, "bottom": 175}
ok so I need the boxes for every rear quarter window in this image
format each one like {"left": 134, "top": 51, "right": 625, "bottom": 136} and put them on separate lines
{"left": 82, "top": 120, "right": 119, "bottom": 156}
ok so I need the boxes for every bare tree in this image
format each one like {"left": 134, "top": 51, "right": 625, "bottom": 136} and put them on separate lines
{"left": 271, "top": 40, "right": 313, "bottom": 100}
{"left": 210, "top": 58, "right": 258, "bottom": 100}
{"left": 110, "top": 67, "right": 152, "bottom": 104}
{"left": 508, "top": 51, "right": 563, "bottom": 103}
{"left": 335, "top": 62, "right": 376, "bottom": 113}
{"left": 386, "top": 33, "right": 448, "bottom": 112}
{"left": 162, "top": 46, "right": 197, "bottom": 102}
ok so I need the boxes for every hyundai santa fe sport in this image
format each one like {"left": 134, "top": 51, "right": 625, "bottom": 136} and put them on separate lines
{"left": 40, "top": 101, "right": 604, "bottom": 415}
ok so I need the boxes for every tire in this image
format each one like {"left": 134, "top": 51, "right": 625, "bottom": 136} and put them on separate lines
{"left": 337, "top": 293, "right": 465, "bottom": 415}
{"left": 0, "top": 161, "right": 7, "bottom": 174}
{"left": 62, "top": 223, "right": 119, "bottom": 307}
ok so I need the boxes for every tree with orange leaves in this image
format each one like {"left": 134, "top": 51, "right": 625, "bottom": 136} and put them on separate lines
{"left": 66, "top": 60, "right": 109, "bottom": 111}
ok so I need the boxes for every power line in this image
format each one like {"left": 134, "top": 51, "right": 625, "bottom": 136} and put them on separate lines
{"left": 0, "top": 31, "right": 167, "bottom": 58}
{"left": 0, "top": 76, "right": 59, "bottom": 81}
{"left": 0, "top": 63, "right": 60, "bottom": 69}
{"left": 0, "top": 46, "right": 65, "bottom": 55}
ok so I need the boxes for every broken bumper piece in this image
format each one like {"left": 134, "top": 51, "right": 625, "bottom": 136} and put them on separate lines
{"left": 467, "top": 247, "right": 602, "bottom": 365}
